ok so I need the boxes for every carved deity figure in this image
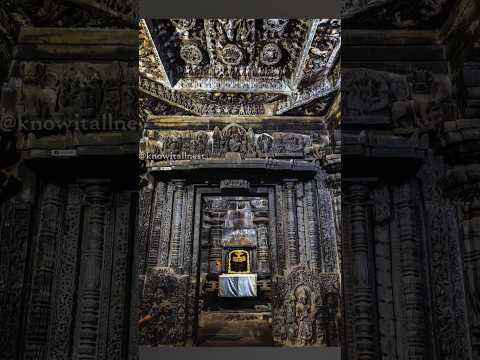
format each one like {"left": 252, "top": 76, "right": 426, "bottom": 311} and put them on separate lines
{"left": 272, "top": 266, "right": 340, "bottom": 347}
{"left": 63, "top": 65, "right": 103, "bottom": 119}
{"left": 216, "top": 19, "right": 255, "bottom": 44}
{"left": 18, "top": 62, "right": 61, "bottom": 121}
{"left": 293, "top": 285, "right": 315, "bottom": 345}
{"left": 392, "top": 70, "right": 451, "bottom": 129}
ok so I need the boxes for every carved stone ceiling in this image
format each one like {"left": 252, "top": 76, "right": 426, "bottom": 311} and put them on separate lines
{"left": 139, "top": 19, "right": 341, "bottom": 116}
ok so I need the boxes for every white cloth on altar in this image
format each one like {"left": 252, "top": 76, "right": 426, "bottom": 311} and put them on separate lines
{"left": 218, "top": 273, "right": 257, "bottom": 297}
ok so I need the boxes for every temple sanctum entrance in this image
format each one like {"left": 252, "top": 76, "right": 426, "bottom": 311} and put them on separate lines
{"left": 137, "top": 120, "right": 342, "bottom": 347}
{"left": 136, "top": 17, "right": 341, "bottom": 349}
{"left": 196, "top": 194, "right": 273, "bottom": 345}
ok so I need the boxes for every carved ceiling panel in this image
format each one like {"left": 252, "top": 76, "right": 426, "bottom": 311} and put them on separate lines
{"left": 139, "top": 19, "right": 341, "bottom": 117}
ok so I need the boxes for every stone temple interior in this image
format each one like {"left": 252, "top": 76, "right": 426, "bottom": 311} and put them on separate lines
{"left": 137, "top": 18, "right": 342, "bottom": 347}
{"left": 0, "top": 1, "right": 480, "bottom": 359}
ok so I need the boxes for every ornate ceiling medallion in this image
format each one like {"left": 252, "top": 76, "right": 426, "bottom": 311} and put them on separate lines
{"left": 219, "top": 44, "right": 243, "bottom": 66}
{"left": 180, "top": 44, "right": 203, "bottom": 65}
{"left": 260, "top": 43, "right": 282, "bottom": 66}
{"left": 171, "top": 19, "right": 196, "bottom": 32}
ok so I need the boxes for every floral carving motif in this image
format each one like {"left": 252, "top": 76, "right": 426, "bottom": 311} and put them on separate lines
{"left": 260, "top": 43, "right": 283, "bottom": 66}
{"left": 180, "top": 44, "right": 203, "bottom": 65}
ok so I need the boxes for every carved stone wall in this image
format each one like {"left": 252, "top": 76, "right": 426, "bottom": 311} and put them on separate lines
{"left": 0, "top": 15, "right": 139, "bottom": 359}
{"left": 0, "top": 174, "right": 138, "bottom": 360}
{"left": 137, "top": 118, "right": 341, "bottom": 347}
{"left": 341, "top": 5, "right": 478, "bottom": 357}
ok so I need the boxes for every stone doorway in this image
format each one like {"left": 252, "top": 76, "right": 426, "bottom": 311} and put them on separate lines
{"left": 195, "top": 193, "right": 274, "bottom": 346}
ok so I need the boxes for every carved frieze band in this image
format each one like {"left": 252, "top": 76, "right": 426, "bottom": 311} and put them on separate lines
{"left": 141, "top": 123, "right": 330, "bottom": 164}
{"left": 342, "top": 68, "right": 454, "bottom": 131}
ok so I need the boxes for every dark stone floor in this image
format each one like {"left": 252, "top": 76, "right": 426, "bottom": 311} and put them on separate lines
{"left": 196, "top": 311, "right": 274, "bottom": 346}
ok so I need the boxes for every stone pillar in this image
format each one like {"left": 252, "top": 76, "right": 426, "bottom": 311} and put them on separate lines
{"left": 169, "top": 180, "right": 185, "bottom": 270}
{"left": 344, "top": 180, "right": 376, "bottom": 360}
{"left": 325, "top": 153, "right": 341, "bottom": 269}
{"left": 24, "top": 183, "right": 64, "bottom": 360}
{"left": 208, "top": 226, "right": 223, "bottom": 274}
{"left": 284, "top": 179, "right": 299, "bottom": 267}
{"left": 74, "top": 181, "right": 110, "bottom": 360}
{"left": 128, "top": 175, "right": 153, "bottom": 360}
{"left": 146, "top": 180, "right": 166, "bottom": 270}
{"left": 393, "top": 183, "right": 425, "bottom": 359}
{"left": 462, "top": 193, "right": 480, "bottom": 357}
{"left": 256, "top": 222, "right": 271, "bottom": 274}
{"left": 304, "top": 180, "right": 321, "bottom": 272}
{"left": 442, "top": 164, "right": 480, "bottom": 357}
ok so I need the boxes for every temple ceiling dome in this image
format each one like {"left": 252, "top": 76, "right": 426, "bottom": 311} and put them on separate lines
{"left": 139, "top": 19, "right": 341, "bottom": 117}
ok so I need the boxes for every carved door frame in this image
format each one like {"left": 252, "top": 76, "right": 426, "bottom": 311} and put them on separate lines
{"left": 191, "top": 183, "right": 278, "bottom": 342}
